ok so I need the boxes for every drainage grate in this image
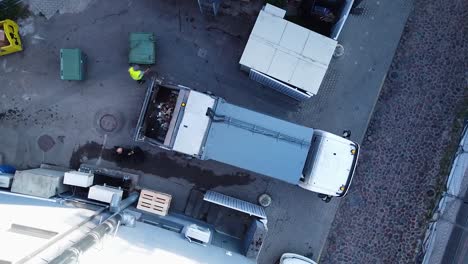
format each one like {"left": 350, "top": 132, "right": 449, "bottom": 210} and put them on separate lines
{"left": 8, "top": 224, "right": 58, "bottom": 239}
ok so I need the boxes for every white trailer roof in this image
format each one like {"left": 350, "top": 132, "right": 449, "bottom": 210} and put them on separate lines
{"left": 240, "top": 4, "right": 337, "bottom": 95}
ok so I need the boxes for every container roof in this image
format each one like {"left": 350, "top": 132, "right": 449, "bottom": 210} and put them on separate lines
{"left": 202, "top": 100, "right": 313, "bottom": 184}
{"left": 239, "top": 4, "right": 337, "bottom": 95}
{"left": 60, "top": 49, "right": 83, "bottom": 81}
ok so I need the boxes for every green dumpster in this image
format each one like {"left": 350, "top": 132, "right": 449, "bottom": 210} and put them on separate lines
{"left": 129, "top": 32, "right": 155, "bottom": 65}
{"left": 60, "top": 49, "right": 85, "bottom": 81}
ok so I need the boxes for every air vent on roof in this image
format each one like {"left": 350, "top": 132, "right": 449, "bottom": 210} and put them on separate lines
{"left": 8, "top": 224, "right": 58, "bottom": 239}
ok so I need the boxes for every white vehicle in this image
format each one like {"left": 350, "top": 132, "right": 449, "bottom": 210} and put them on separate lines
{"left": 135, "top": 78, "right": 359, "bottom": 201}
{"left": 280, "top": 253, "right": 318, "bottom": 264}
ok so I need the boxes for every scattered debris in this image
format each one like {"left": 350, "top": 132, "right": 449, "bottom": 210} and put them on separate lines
{"left": 146, "top": 90, "right": 178, "bottom": 142}
{"left": 1, "top": 59, "right": 13, "bottom": 73}
{"left": 197, "top": 48, "right": 208, "bottom": 59}
{"left": 18, "top": 17, "right": 34, "bottom": 36}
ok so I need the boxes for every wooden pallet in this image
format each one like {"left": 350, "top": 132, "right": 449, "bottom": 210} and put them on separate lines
{"left": 137, "top": 189, "right": 172, "bottom": 216}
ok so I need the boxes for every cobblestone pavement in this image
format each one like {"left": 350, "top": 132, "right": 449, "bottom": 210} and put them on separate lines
{"left": 321, "top": 0, "right": 467, "bottom": 263}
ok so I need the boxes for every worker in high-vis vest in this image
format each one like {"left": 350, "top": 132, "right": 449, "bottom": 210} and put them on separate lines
{"left": 128, "top": 65, "right": 148, "bottom": 84}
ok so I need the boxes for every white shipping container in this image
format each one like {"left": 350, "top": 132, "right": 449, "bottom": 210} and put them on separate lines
{"left": 64, "top": 171, "right": 94, "bottom": 187}
{"left": 88, "top": 185, "right": 123, "bottom": 203}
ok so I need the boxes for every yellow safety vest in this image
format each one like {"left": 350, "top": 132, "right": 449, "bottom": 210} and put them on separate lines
{"left": 128, "top": 67, "right": 143, "bottom": 81}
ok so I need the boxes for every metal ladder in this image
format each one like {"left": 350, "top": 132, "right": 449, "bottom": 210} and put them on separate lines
{"left": 206, "top": 108, "right": 311, "bottom": 148}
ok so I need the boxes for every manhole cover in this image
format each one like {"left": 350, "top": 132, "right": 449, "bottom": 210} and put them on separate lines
{"left": 258, "top": 193, "right": 272, "bottom": 207}
{"left": 100, "top": 114, "right": 118, "bottom": 132}
{"left": 38, "top": 135, "right": 55, "bottom": 152}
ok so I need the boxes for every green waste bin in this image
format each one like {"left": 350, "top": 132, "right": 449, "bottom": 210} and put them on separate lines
{"left": 129, "top": 32, "right": 155, "bottom": 65}
{"left": 60, "top": 48, "right": 85, "bottom": 81}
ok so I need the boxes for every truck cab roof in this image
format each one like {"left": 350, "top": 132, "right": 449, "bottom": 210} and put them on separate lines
{"left": 300, "top": 130, "right": 359, "bottom": 197}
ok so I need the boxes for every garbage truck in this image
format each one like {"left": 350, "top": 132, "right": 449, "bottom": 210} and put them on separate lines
{"left": 134, "top": 78, "right": 359, "bottom": 201}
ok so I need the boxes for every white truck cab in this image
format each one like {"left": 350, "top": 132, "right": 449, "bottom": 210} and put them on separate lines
{"left": 300, "top": 130, "right": 359, "bottom": 201}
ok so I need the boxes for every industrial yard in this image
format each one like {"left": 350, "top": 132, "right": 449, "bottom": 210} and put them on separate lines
{"left": 0, "top": 0, "right": 466, "bottom": 264}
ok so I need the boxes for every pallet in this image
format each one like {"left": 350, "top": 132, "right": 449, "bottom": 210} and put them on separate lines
{"left": 137, "top": 189, "right": 172, "bottom": 216}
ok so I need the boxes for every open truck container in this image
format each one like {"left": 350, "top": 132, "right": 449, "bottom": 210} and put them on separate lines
{"left": 135, "top": 78, "right": 359, "bottom": 199}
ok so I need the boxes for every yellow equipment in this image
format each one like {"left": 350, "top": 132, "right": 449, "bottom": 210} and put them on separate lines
{"left": 0, "top": 19, "right": 23, "bottom": 56}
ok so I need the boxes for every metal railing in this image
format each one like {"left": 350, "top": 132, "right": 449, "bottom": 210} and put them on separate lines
{"left": 206, "top": 107, "right": 311, "bottom": 148}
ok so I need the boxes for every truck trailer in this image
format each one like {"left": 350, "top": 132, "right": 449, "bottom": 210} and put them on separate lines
{"left": 134, "top": 78, "right": 359, "bottom": 200}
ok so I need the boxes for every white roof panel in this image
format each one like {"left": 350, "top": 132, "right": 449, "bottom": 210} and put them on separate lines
{"left": 279, "top": 22, "right": 310, "bottom": 54}
{"left": 268, "top": 50, "right": 298, "bottom": 83}
{"left": 290, "top": 59, "right": 327, "bottom": 94}
{"left": 239, "top": 38, "right": 276, "bottom": 73}
{"left": 302, "top": 31, "right": 337, "bottom": 67}
{"left": 251, "top": 11, "right": 287, "bottom": 44}
{"left": 172, "top": 91, "right": 215, "bottom": 156}
{"left": 263, "top": 3, "right": 287, "bottom": 18}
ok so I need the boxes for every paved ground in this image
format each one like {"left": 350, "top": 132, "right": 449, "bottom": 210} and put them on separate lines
{"left": 321, "top": 0, "right": 468, "bottom": 263}
{"left": 0, "top": 0, "right": 413, "bottom": 263}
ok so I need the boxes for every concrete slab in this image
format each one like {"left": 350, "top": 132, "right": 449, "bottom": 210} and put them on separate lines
{"left": 11, "top": 168, "right": 68, "bottom": 198}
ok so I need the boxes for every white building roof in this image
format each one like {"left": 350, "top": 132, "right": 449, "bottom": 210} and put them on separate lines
{"left": 240, "top": 4, "right": 337, "bottom": 95}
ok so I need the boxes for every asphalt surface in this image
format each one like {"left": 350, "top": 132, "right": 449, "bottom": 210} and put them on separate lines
{"left": 321, "top": 0, "right": 468, "bottom": 263}
{"left": 0, "top": 0, "right": 413, "bottom": 263}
